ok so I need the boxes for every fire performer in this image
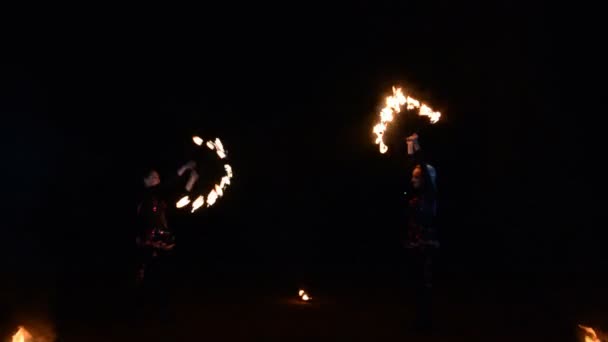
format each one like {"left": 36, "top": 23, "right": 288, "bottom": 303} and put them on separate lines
{"left": 136, "top": 161, "right": 199, "bottom": 285}
{"left": 403, "top": 133, "right": 439, "bottom": 331}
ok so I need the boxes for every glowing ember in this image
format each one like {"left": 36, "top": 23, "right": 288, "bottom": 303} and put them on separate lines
{"left": 207, "top": 189, "right": 218, "bottom": 207}
{"left": 214, "top": 138, "right": 227, "bottom": 159}
{"left": 225, "top": 164, "right": 233, "bottom": 178}
{"left": 191, "top": 196, "right": 205, "bottom": 213}
{"left": 215, "top": 184, "right": 224, "bottom": 197}
{"left": 298, "top": 289, "right": 312, "bottom": 302}
{"left": 206, "top": 141, "right": 215, "bottom": 150}
{"left": 192, "top": 136, "right": 203, "bottom": 146}
{"left": 373, "top": 86, "right": 441, "bottom": 154}
{"left": 12, "top": 327, "right": 32, "bottom": 342}
{"left": 176, "top": 196, "right": 191, "bottom": 208}
{"left": 579, "top": 325, "right": 602, "bottom": 342}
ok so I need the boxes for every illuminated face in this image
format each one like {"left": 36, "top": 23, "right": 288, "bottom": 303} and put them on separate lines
{"left": 411, "top": 166, "right": 423, "bottom": 189}
{"left": 144, "top": 170, "right": 161, "bottom": 188}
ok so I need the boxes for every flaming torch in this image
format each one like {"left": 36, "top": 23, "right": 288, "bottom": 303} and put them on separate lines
{"left": 12, "top": 327, "right": 32, "bottom": 342}
{"left": 373, "top": 86, "right": 441, "bottom": 154}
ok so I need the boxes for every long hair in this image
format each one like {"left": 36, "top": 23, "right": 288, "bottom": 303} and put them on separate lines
{"left": 414, "top": 163, "right": 438, "bottom": 204}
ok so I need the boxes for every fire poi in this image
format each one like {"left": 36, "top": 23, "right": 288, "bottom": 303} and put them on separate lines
{"left": 176, "top": 136, "right": 234, "bottom": 213}
{"left": 372, "top": 86, "right": 441, "bottom": 154}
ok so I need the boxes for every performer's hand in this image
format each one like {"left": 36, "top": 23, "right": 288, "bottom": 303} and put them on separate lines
{"left": 405, "top": 133, "right": 419, "bottom": 143}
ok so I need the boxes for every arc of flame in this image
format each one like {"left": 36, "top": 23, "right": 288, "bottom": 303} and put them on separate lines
{"left": 373, "top": 86, "right": 441, "bottom": 154}
{"left": 183, "top": 137, "right": 233, "bottom": 212}
{"left": 176, "top": 196, "right": 191, "bottom": 208}
{"left": 12, "top": 327, "right": 32, "bottom": 342}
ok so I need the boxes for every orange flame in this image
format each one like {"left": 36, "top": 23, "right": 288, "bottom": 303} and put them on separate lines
{"left": 298, "top": 289, "right": 312, "bottom": 301}
{"left": 373, "top": 86, "right": 441, "bottom": 154}
{"left": 191, "top": 195, "right": 205, "bottom": 213}
{"left": 579, "top": 325, "right": 602, "bottom": 342}
{"left": 12, "top": 327, "right": 32, "bottom": 342}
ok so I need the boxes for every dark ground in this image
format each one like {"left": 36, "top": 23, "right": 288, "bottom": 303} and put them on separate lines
{"left": 2, "top": 3, "right": 606, "bottom": 341}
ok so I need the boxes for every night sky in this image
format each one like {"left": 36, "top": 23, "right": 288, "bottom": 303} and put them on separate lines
{"left": 1, "top": 3, "right": 604, "bottom": 339}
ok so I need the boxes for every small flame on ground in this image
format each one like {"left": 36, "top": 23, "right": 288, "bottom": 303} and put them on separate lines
{"left": 298, "top": 289, "right": 312, "bottom": 302}
{"left": 373, "top": 86, "right": 441, "bottom": 154}
{"left": 193, "top": 136, "right": 204, "bottom": 146}
{"left": 191, "top": 196, "right": 205, "bottom": 213}
{"left": 12, "top": 327, "right": 32, "bottom": 342}
{"left": 579, "top": 325, "right": 601, "bottom": 342}
{"left": 176, "top": 196, "right": 191, "bottom": 208}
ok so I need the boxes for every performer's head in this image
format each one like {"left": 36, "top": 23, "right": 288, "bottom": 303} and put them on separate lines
{"left": 143, "top": 169, "right": 161, "bottom": 188}
{"left": 411, "top": 165, "right": 425, "bottom": 189}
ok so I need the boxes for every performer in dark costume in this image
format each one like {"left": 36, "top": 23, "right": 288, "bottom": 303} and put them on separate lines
{"left": 403, "top": 133, "right": 439, "bottom": 331}
{"left": 136, "top": 161, "right": 198, "bottom": 285}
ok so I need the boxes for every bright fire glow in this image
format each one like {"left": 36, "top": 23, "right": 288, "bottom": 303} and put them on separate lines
{"left": 12, "top": 327, "right": 32, "bottom": 342}
{"left": 176, "top": 196, "right": 191, "bottom": 208}
{"left": 193, "top": 136, "right": 203, "bottom": 146}
{"left": 302, "top": 294, "right": 311, "bottom": 301}
{"left": 373, "top": 86, "right": 441, "bottom": 154}
{"left": 180, "top": 136, "right": 234, "bottom": 212}
{"left": 299, "top": 290, "right": 305, "bottom": 297}
{"left": 191, "top": 196, "right": 205, "bottom": 213}
{"left": 579, "top": 325, "right": 601, "bottom": 342}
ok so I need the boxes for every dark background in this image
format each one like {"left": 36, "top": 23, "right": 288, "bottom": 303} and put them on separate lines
{"left": 2, "top": 3, "right": 605, "bottom": 341}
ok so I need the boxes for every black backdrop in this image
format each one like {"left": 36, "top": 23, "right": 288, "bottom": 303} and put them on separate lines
{"left": 1, "top": 3, "right": 603, "bottom": 335}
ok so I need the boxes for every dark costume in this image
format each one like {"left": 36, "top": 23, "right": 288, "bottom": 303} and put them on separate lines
{"left": 136, "top": 175, "right": 187, "bottom": 283}
{"left": 403, "top": 148, "right": 439, "bottom": 329}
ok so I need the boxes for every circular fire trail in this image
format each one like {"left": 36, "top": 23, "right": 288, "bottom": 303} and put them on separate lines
{"left": 175, "top": 136, "right": 234, "bottom": 213}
